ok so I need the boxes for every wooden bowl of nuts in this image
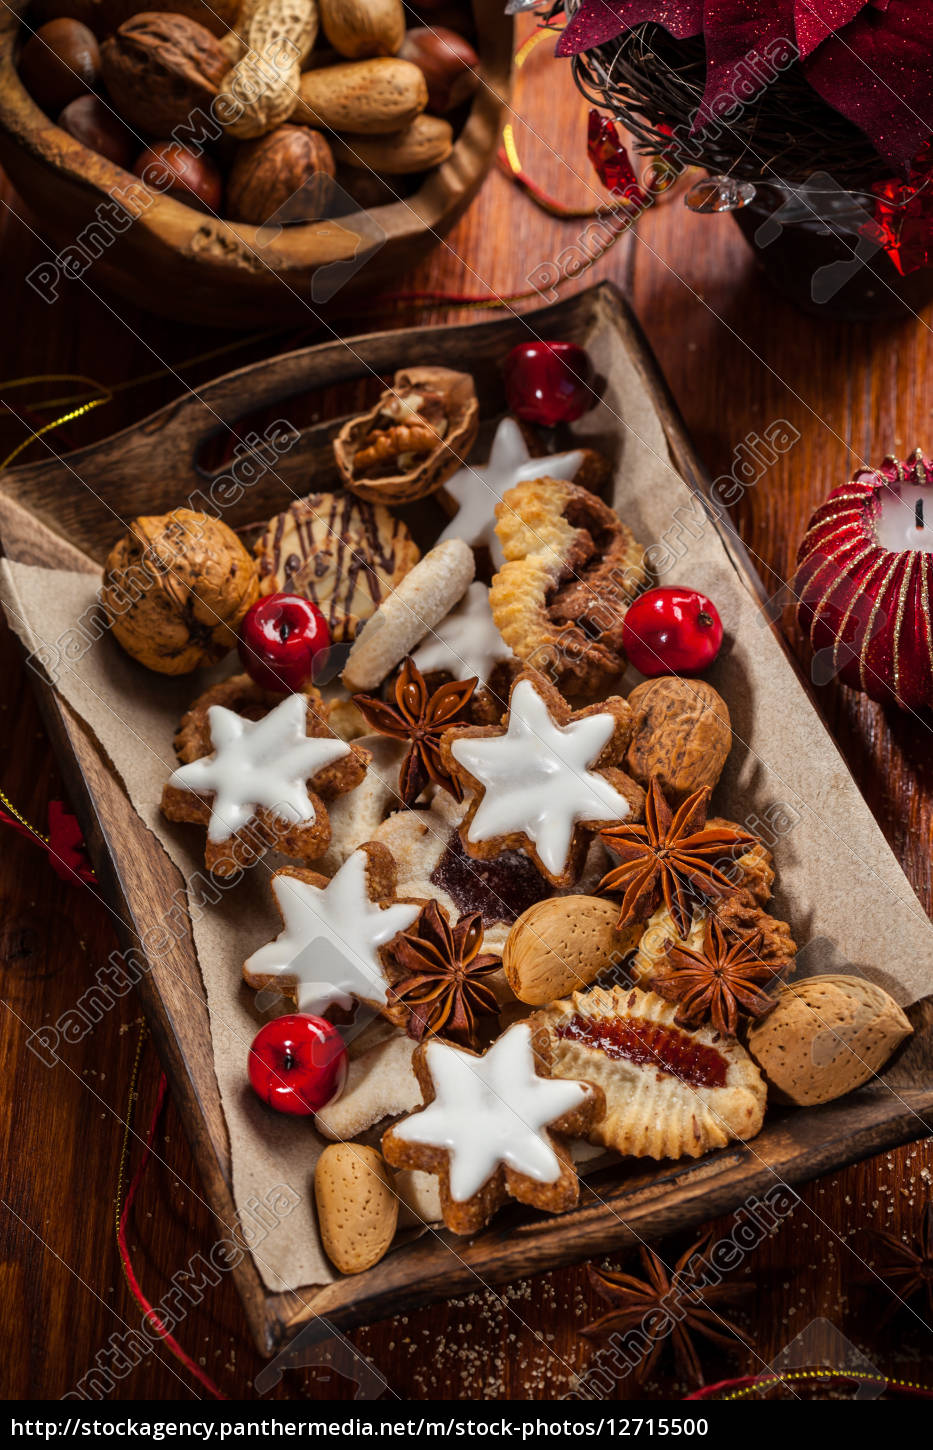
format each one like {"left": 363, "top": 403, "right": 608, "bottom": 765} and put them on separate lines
{"left": 0, "top": 0, "right": 512, "bottom": 325}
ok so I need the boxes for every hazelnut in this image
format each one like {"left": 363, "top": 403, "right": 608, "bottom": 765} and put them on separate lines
{"left": 101, "top": 509, "right": 259, "bottom": 675}
{"left": 133, "top": 140, "right": 223, "bottom": 213}
{"left": 58, "top": 94, "right": 135, "bottom": 168}
{"left": 18, "top": 18, "right": 100, "bottom": 115}
{"left": 227, "top": 125, "right": 336, "bottom": 227}
{"left": 398, "top": 26, "right": 479, "bottom": 114}
{"left": 100, "top": 12, "right": 229, "bottom": 136}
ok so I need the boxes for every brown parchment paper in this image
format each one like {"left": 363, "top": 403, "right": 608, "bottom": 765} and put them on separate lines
{"left": 3, "top": 326, "right": 933, "bottom": 1292}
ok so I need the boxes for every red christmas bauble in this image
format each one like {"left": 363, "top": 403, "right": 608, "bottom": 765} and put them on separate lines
{"left": 622, "top": 587, "right": 723, "bottom": 676}
{"left": 248, "top": 1014, "right": 347, "bottom": 1116}
{"left": 503, "top": 341, "right": 596, "bottom": 427}
{"left": 238, "top": 592, "right": 331, "bottom": 693}
{"left": 795, "top": 450, "right": 933, "bottom": 709}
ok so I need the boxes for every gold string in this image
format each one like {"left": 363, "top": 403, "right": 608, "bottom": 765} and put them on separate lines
{"left": 0, "top": 785, "right": 49, "bottom": 843}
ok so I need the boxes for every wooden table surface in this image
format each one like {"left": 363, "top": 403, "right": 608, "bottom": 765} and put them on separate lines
{"left": 1, "top": 17, "right": 932, "bottom": 1403}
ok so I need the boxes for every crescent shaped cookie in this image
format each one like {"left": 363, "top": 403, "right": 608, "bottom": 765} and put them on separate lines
{"left": 532, "top": 984, "right": 767, "bottom": 1160}
{"left": 490, "top": 476, "right": 647, "bottom": 694}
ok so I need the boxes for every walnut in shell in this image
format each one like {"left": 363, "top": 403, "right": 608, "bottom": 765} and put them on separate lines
{"left": 334, "top": 367, "right": 478, "bottom": 505}
{"left": 625, "top": 676, "right": 732, "bottom": 805}
{"left": 100, "top": 13, "right": 229, "bottom": 136}
{"left": 101, "top": 508, "right": 259, "bottom": 674}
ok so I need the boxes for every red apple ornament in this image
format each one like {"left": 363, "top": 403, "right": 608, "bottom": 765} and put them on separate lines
{"left": 503, "top": 341, "right": 596, "bottom": 427}
{"left": 795, "top": 449, "right": 933, "bottom": 709}
{"left": 239, "top": 592, "right": 331, "bottom": 693}
{"left": 248, "top": 1014, "right": 347, "bottom": 1116}
{"left": 623, "top": 587, "right": 723, "bottom": 676}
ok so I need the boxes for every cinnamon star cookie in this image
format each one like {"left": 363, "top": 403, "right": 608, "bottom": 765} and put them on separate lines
{"left": 161, "top": 691, "right": 367, "bottom": 876}
{"left": 382, "top": 1021, "right": 604, "bottom": 1234}
{"left": 441, "top": 670, "right": 642, "bottom": 887}
{"left": 243, "top": 843, "right": 423, "bottom": 1018}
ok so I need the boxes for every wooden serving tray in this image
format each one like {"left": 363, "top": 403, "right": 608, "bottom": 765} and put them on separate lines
{"left": 2, "top": 282, "right": 932, "bottom": 1357}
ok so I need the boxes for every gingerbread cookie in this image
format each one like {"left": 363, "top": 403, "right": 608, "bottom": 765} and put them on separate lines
{"left": 341, "top": 539, "right": 475, "bottom": 694}
{"left": 161, "top": 691, "right": 367, "bottom": 876}
{"left": 253, "top": 491, "right": 419, "bottom": 642}
{"left": 243, "top": 843, "right": 423, "bottom": 1017}
{"left": 532, "top": 984, "right": 767, "bottom": 1160}
{"left": 381, "top": 1021, "right": 605, "bottom": 1234}
{"left": 441, "top": 671, "right": 642, "bottom": 887}
{"left": 334, "top": 367, "right": 479, "bottom": 506}
{"left": 490, "top": 476, "right": 647, "bottom": 695}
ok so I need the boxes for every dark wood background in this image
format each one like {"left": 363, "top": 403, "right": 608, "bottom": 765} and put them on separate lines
{"left": 1, "top": 17, "right": 931, "bottom": 1402}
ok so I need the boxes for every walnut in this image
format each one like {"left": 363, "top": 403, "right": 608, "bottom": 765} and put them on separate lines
{"left": 226, "top": 125, "right": 336, "bottom": 225}
{"left": 334, "top": 367, "right": 479, "bottom": 505}
{"left": 100, "top": 13, "right": 229, "bottom": 136}
{"left": 707, "top": 817, "right": 775, "bottom": 905}
{"left": 101, "top": 509, "right": 259, "bottom": 675}
{"left": 626, "top": 676, "right": 731, "bottom": 805}
{"left": 715, "top": 890, "right": 796, "bottom": 973}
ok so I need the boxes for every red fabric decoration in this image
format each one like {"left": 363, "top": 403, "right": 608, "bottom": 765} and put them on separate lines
{"left": 557, "top": 1, "right": 701, "bottom": 58}
{"left": 803, "top": 1, "right": 933, "bottom": 168}
{"left": 47, "top": 800, "right": 96, "bottom": 886}
{"left": 587, "top": 109, "right": 648, "bottom": 201}
{"left": 795, "top": 2, "right": 872, "bottom": 59}
{"left": 0, "top": 796, "right": 96, "bottom": 885}
{"left": 557, "top": 0, "right": 933, "bottom": 170}
{"left": 868, "top": 143, "right": 933, "bottom": 274}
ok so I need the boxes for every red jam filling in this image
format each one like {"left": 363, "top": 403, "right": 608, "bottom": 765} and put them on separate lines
{"left": 555, "top": 1012, "right": 728, "bottom": 1089}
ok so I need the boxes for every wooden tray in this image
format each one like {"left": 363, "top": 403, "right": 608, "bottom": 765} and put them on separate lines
{"left": 2, "top": 281, "right": 932, "bottom": 1357}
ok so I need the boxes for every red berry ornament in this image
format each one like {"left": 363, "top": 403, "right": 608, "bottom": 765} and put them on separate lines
{"left": 248, "top": 1014, "right": 347, "bottom": 1116}
{"left": 503, "top": 341, "right": 596, "bottom": 427}
{"left": 623, "top": 587, "right": 724, "bottom": 676}
{"left": 239, "top": 592, "right": 331, "bottom": 693}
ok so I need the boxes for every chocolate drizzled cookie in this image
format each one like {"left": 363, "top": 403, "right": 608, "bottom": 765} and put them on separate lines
{"left": 254, "top": 491, "right": 419, "bottom": 641}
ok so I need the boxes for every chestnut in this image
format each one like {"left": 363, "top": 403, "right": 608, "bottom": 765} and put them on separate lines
{"left": 398, "top": 26, "right": 479, "bottom": 114}
{"left": 18, "top": 17, "right": 100, "bottom": 115}
{"left": 133, "top": 141, "right": 223, "bottom": 214}
{"left": 58, "top": 94, "right": 135, "bottom": 168}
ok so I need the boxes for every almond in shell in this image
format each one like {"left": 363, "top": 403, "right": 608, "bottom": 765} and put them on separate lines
{"left": 314, "top": 1143, "right": 399, "bottom": 1274}
{"left": 747, "top": 974, "right": 912, "bottom": 1106}
{"left": 503, "top": 895, "right": 642, "bottom": 1007}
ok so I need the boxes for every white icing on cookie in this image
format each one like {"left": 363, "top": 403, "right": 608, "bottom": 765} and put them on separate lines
{"left": 394, "top": 1023, "right": 588, "bottom": 1201}
{"left": 168, "top": 694, "right": 350, "bottom": 844}
{"left": 450, "top": 679, "right": 631, "bottom": 877}
{"left": 438, "top": 417, "right": 583, "bottom": 568}
{"left": 411, "top": 582, "right": 513, "bottom": 687}
{"left": 244, "top": 848, "right": 420, "bottom": 1015}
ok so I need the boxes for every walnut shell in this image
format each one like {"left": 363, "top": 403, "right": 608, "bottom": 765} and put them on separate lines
{"left": 226, "top": 124, "right": 336, "bottom": 225}
{"left": 626, "top": 676, "right": 731, "bottom": 804}
{"left": 101, "top": 509, "right": 259, "bottom": 674}
{"left": 100, "top": 12, "right": 229, "bottom": 135}
{"left": 334, "top": 367, "right": 478, "bottom": 505}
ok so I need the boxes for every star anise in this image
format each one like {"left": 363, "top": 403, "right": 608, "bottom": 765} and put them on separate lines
{"left": 354, "top": 658, "right": 477, "bottom": 806}
{"left": 650, "top": 915, "right": 782, "bottom": 1038}
{"left": 384, "top": 899, "right": 501, "bottom": 1045}
{"left": 582, "top": 1234, "right": 750, "bottom": 1386}
{"left": 599, "top": 778, "right": 757, "bottom": 938}
{"left": 858, "top": 1202, "right": 933, "bottom": 1325}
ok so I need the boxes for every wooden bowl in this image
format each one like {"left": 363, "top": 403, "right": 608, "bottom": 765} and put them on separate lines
{"left": 0, "top": 1, "right": 512, "bottom": 326}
